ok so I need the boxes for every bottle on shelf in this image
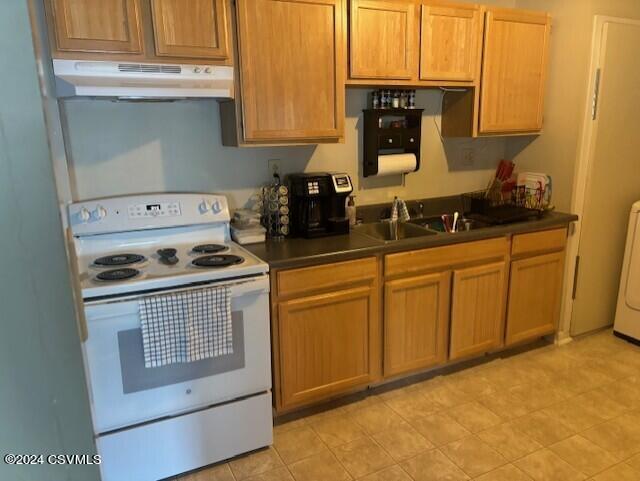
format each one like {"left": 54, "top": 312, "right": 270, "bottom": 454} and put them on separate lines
{"left": 392, "top": 90, "right": 400, "bottom": 108}
{"left": 346, "top": 195, "right": 357, "bottom": 227}
{"left": 408, "top": 90, "right": 416, "bottom": 109}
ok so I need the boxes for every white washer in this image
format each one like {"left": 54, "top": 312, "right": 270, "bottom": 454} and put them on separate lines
{"left": 614, "top": 200, "right": 640, "bottom": 343}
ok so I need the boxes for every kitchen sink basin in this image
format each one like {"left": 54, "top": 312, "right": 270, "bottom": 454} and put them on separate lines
{"left": 410, "top": 216, "right": 491, "bottom": 233}
{"left": 354, "top": 221, "right": 437, "bottom": 242}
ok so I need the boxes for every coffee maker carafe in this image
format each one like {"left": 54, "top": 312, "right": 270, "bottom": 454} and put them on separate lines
{"left": 287, "top": 173, "right": 353, "bottom": 238}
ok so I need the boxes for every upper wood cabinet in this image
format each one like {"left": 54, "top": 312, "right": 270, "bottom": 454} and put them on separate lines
{"left": 150, "top": 0, "right": 229, "bottom": 60}
{"left": 349, "top": 0, "right": 418, "bottom": 80}
{"left": 479, "top": 7, "right": 551, "bottom": 133}
{"left": 228, "top": 0, "right": 345, "bottom": 143}
{"left": 45, "top": 0, "right": 232, "bottom": 64}
{"left": 419, "top": 1, "right": 482, "bottom": 81}
{"left": 449, "top": 261, "right": 506, "bottom": 360}
{"left": 47, "top": 0, "right": 144, "bottom": 53}
{"left": 384, "top": 271, "right": 450, "bottom": 377}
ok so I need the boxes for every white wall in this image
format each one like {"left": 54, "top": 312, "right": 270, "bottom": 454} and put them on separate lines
{"left": 509, "top": 0, "right": 640, "bottom": 212}
{"left": 65, "top": 89, "right": 508, "bottom": 210}
{"left": 61, "top": 0, "right": 521, "bottom": 211}
{"left": 0, "top": 2, "right": 98, "bottom": 480}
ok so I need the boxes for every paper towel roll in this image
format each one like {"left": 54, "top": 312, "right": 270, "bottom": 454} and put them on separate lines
{"left": 376, "top": 153, "right": 417, "bottom": 176}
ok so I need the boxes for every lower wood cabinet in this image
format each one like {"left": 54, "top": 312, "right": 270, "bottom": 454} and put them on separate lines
{"left": 278, "top": 285, "right": 377, "bottom": 409}
{"left": 449, "top": 261, "right": 507, "bottom": 360}
{"left": 270, "top": 228, "right": 570, "bottom": 415}
{"left": 384, "top": 271, "right": 450, "bottom": 376}
{"left": 506, "top": 251, "right": 565, "bottom": 346}
{"left": 272, "top": 257, "right": 380, "bottom": 412}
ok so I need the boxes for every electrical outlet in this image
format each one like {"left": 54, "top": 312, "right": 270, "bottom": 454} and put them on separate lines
{"left": 268, "top": 159, "right": 281, "bottom": 179}
{"left": 461, "top": 148, "right": 474, "bottom": 167}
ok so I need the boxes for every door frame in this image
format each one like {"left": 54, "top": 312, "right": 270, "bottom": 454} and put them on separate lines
{"left": 560, "top": 15, "right": 640, "bottom": 339}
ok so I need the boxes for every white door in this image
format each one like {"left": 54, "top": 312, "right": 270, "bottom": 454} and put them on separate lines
{"left": 570, "top": 17, "right": 640, "bottom": 336}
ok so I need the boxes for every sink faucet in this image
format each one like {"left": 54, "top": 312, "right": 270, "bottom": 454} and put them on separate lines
{"left": 391, "top": 197, "right": 411, "bottom": 223}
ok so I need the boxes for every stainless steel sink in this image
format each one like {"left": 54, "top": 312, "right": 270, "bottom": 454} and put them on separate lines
{"left": 354, "top": 221, "right": 437, "bottom": 242}
{"left": 410, "top": 216, "right": 491, "bottom": 233}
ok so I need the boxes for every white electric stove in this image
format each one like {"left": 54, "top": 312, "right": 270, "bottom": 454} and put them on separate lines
{"left": 68, "top": 193, "right": 272, "bottom": 481}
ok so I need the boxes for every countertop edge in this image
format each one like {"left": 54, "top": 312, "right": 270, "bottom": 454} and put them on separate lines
{"left": 246, "top": 212, "right": 578, "bottom": 270}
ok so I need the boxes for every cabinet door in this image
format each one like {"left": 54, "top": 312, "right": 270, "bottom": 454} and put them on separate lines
{"left": 48, "top": 0, "right": 143, "bottom": 53}
{"left": 450, "top": 261, "right": 506, "bottom": 360}
{"left": 237, "top": 0, "right": 344, "bottom": 142}
{"left": 150, "top": 0, "right": 229, "bottom": 60}
{"left": 480, "top": 8, "right": 551, "bottom": 133}
{"left": 349, "top": 0, "right": 418, "bottom": 80}
{"left": 420, "top": 1, "right": 481, "bottom": 81}
{"left": 506, "top": 252, "right": 564, "bottom": 346}
{"left": 384, "top": 271, "right": 450, "bottom": 377}
{"left": 278, "top": 285, "right": 378, "bottom": 409}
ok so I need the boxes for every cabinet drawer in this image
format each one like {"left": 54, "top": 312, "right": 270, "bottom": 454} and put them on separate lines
{"left": 277, "top": 257, "right": 377, "bottom": 298}
{"left": 385, "top": 237, "right": 509, "bottom": 278}
{"left": 512, "top": 228, "right": 567, "bottom": 257}
{"left": 379, "top": 133, "right": 402, "bottom": 149}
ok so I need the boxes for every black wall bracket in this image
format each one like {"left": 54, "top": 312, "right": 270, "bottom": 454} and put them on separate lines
{"left": 363, "top": 108, "right": 423, "bottom": 177}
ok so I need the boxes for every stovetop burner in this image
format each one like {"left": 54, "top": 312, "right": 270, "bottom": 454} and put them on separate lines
{"left": 96, "top": 268, "right": 140, "bottom": 282}
{"left": 192, "top": 244, "right": 229, "bottom": 254}
{"left": 94, "top": 253, "right": 146, "bottom": 267}
{"left": 192, "top": 254, "right": 244, "bottom": 268}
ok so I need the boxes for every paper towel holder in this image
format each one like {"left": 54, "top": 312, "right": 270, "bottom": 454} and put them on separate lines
{"left": 363, "top": 108, "right": 423, "bottom": 177}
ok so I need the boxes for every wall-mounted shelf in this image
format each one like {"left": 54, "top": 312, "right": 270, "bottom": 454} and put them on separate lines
{"left": 363, "top": 109, "right": 423, "bottom": 177}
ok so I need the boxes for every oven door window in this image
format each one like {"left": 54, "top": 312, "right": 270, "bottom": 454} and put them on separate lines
{"left": 118, "top": 312, "right": 245, "bottom": 394}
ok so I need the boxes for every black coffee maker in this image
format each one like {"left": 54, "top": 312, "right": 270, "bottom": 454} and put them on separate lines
{"left": 287, "top": 173, "right": 353, "bottom": 238}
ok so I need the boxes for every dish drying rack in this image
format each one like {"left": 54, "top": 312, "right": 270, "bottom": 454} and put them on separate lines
{"left": 463, "top": 184, "right": 549, "bottom": 225}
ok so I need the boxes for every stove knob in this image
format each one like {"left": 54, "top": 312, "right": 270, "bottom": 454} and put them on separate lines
{"left": 211, "top": 200, "right": 223, "bottom": 214}
{"left": 79, "top": 207, "right": 91, "bottom": 223}
{"left": 94, "top": 205, "right": 107, "bottom": 220}
{"left": 199, "top": 200, "right": 211, "bottom": 214}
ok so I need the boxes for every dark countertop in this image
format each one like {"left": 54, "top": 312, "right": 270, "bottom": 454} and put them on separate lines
{"left": 245, "top": 211, "right": 578, "bottom": 270}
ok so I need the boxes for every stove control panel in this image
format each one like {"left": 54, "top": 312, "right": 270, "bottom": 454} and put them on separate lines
{"left": 69, "top": 193, "right": 230, "bottom": 236}
{"left": 128, "top": 202, "right": 181, "bottom": 219}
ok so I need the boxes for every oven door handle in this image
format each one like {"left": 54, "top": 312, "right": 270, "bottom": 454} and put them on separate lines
{"left": 229, "top": 275, "right": 270, "bottom": 296}
{"left": 85, "top": 274, "right": 270, "bottom": 307}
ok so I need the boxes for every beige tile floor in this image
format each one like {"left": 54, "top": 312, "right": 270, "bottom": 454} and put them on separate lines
{"left": 177, "top": 330, "right": 640, "bottom": 481}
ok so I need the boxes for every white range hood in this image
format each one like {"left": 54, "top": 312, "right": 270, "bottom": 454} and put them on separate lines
{"left": 52, "top": 59, "right": 234, "bottom": 99}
